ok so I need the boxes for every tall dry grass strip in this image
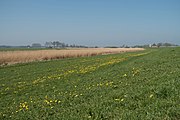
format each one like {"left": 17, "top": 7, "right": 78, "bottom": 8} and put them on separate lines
{"left": 0, "top": 48, "right": 144, "bottom": 65}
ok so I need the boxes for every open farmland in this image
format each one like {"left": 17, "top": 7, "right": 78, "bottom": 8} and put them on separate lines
{"left": 0, "top": 48, "right": 144, "bottom": 65}
{"left": 0, "top": 47, "right": 180, "bottom": 120}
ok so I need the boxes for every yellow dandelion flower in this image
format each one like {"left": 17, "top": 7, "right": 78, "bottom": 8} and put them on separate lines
{"left": 123, "top": 74, "right": 127, "bottom": 77}
{"left": 149, "top": 94, "right": 153, "bottom": 98}
{"left": 22, "top": 104, "right": 26, "bottom": 108}
{"left": 114, "top": 99, "right": 120, "bottom": 101}
{"left": 25, "top": 106, "right": 28, "bottom": 110}
{"left": 44, "top": 100, "right": 50, "bottom": 104}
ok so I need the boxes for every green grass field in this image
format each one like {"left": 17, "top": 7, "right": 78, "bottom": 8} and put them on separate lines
{"left": 0, "top": 47, "right": 180, "bottom": 120}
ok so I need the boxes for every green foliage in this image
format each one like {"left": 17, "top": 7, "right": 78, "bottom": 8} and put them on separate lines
{"left": 0, "top": 47, "right": 180, "bottom": 119}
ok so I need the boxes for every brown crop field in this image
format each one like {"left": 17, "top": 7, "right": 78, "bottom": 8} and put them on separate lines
{"left": 0, "top": 48, "right": 144, "bottom": 65}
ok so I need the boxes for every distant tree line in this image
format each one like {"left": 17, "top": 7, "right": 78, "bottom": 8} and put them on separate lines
{"left": 132, "top": 42, "right": 178, "bottom": 48}
{"left": 156, "top": 43, "right": 178, "bottom": 47}
{"left": 0, "top": 42, "right": 178, "bottom": 49}
{"left": 150, "top": 43, "right": 178, "bottom": 48}
{"left": 44, "top": 41, "right": 88, "bottom": 48}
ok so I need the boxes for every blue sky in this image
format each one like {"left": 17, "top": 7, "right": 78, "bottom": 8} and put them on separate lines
{"left": 0, "top": 0, "right": 180, "bottom": 46}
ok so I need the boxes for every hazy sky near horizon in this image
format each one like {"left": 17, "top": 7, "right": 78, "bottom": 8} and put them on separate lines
{"left": 0, "top": 0, "right": 180, "bottom": 46}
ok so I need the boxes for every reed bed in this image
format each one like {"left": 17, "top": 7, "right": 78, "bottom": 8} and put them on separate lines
{"left": 0, "top": 48, "right": 144, "bottom": 65}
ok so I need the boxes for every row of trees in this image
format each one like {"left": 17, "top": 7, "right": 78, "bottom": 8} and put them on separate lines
{"left": 132, "top": 43, "right": 178, "bottom": 48}
{"left": 45, "top": 41, "right": 66, "bottom": 48}
{"left": 30, "top": 42, "right": 178, "bottom": 48}
{"left": 155, "top": 43, "right": 178, "bottom": 47}
{"left": 149, "top": 43, "right": 178, "bottom": 48}
{"left": 44, "top": 41, "right": 88, "bottom": 48}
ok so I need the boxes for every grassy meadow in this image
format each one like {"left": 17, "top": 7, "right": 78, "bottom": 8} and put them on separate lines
{"left": 0, "top": 47, "right": 180, "bottom": 119}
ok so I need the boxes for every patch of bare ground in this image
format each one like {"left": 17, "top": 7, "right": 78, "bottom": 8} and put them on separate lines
{"left": 0, "top": 48, "right": 144, "bottom": 65}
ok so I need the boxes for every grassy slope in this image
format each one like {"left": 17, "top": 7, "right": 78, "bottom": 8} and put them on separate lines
{"left": 0, "top": 47, "right": 179, "bottom": 120}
